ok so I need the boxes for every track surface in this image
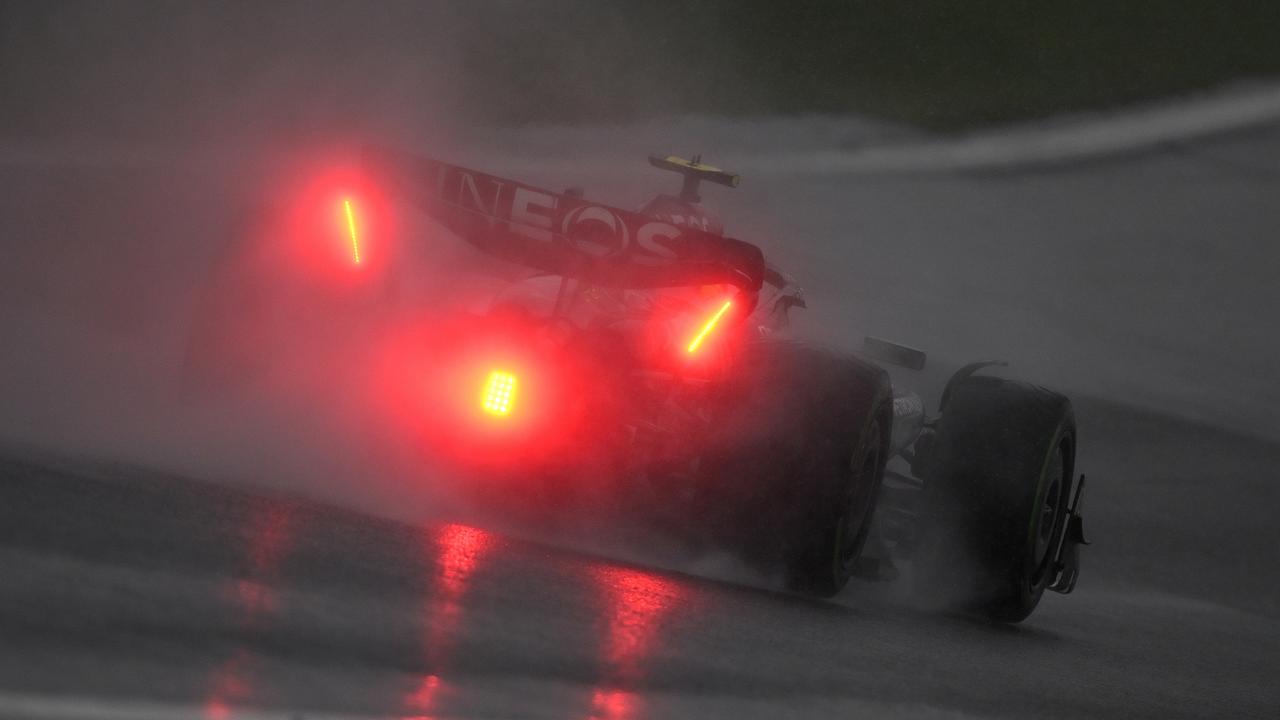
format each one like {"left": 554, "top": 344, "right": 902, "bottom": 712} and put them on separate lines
{"left": 2, "top": 119, "right": 1279, "bottom": 718}
{"left": 3, "top": 395, "right": 1279, "bottom": 719}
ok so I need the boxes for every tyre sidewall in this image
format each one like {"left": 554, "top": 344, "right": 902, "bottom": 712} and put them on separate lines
{"left": 922, "top": 377, "right": 1075, "bottom": 621}
{"left": 704, "top": 340, "right": 890, "bottom": 596}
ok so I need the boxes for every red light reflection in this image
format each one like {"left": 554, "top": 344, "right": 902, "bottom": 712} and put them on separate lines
{"left": 589, "top": 688, "right": 640, "bottom": 720}
{"left": 402, "top": 673, "right": 443, "bottom": 720}
{"left": 588, "top": 567, "right": 684, "bottom": 720}
{"left": 401, "top": 523, "right": 495, "bottom": 720}
{"left": 203, "top": 503, "right": 294, "bottom": 720}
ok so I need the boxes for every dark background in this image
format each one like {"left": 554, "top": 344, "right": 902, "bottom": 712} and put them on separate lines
{"left": 3, "top": 0, "right": 1279, "bottom": 139}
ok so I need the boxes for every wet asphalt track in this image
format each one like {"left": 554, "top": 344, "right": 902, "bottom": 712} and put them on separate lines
{"left": 3, "top": 119, "right": 1280, "bottom": 718}
{"left": 2, "top": 395, "right": 1279, "bottom": 719}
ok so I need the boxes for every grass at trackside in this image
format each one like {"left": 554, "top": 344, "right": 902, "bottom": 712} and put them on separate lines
{"left": 462, "top": 1, "right": 1280, "bottom": 130}
{"left": 2, "top": 2, "right": 1278, "bottom": 136}
{"left": 728, "top": 1, "right": 1280, "bottom": 129}
{"left": 710, "top": 1, "right": 1280, "bottom": 129}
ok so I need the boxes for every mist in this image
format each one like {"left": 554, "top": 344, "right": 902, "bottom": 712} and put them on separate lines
{"left": 2, "top": 4, "right": 1279, "bottom": 718}
{"left": 4, "top": 1, "right": 1280, "bottom": 519}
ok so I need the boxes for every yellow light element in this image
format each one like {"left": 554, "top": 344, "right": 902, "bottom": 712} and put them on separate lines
{"left": 343, "top": 198, "right": 361, "bottom": 264}
{"left": 481, "top": 370, "right": 517, "bottom": 416}
{"left": 686, "top": 299, "right": 733, "bottom": 354}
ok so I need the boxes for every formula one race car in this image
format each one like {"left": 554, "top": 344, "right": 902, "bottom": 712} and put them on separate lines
{"left": 186, "top": 148, "right": 1086, "bottom": 622}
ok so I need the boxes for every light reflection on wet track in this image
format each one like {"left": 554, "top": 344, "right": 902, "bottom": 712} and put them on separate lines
{"left": 588, "top": 567, "right": 684, "bottom": 720}
{"left": 401, "top": 524, "right": 493, "bottom": 720}
{"left": 204, "top": 502, "right": 294, "bottom": 720}
{"left": 1, "top": 406, "right": 1279, "bottom": 720}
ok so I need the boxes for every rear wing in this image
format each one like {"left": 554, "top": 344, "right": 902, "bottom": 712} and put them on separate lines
{"left": 648, "top": 155, "right": 739, "bottom": 202}
{"left": 363, "top": 145, "right": 764, "bottom": 294}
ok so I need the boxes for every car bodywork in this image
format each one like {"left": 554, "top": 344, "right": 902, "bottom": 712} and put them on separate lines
{"left": 188, "top": 144, "right": 1086, "bottom": 606}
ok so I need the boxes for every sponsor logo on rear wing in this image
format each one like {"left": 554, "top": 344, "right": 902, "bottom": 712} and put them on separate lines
{"left": 363, "top": 146, "right": 765, "bottom": 294}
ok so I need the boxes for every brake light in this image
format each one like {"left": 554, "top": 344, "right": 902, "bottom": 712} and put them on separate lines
{"left": 481, "top": 370, "right": 517, "bottom": 416}
{"left": 343, "top": 198, "right": 361, "bottom": 264}
{"left": 686, "top": 299, "right": 733, "bottom": 354}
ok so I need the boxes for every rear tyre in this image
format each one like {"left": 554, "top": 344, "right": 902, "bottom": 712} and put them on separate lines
{"left": 704, "top": 341, "right": 891, "bottom": 598}
{"left": 786, "top": 407, "right": 889, "bottom": 597}
{"left": 917, "top": 375, "right": 1076, "bottom": 622}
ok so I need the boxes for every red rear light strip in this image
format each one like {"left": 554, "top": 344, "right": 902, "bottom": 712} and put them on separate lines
{"left": 482, "top": 371, "right": 517, "bottom": 415}
{"left": 686, "top": 299, "right": 733, "bottom": 354}
{"left": 344, "top": 198, "right": 361, "bottom": 264}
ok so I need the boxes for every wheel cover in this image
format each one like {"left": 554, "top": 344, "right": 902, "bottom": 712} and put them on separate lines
{"left": 838, "top": 424, "right": 882, "bottom": 570}
{"left": 1032, "top": 445, "right": 1066, "bottom": 575}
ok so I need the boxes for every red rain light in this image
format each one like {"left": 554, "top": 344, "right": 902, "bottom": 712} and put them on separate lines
{"left": 481, "top": 370, "right": 517, "bottom": 416}
{"left": 686, "top": 299, "right": 733, "bottom": 353}
{"left": 343, "top": 198, "right": 361, "bottom": 264}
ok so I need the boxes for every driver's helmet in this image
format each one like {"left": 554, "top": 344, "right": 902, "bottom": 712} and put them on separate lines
{"left": 637, "top": 194, "right": 724, "bottom": 236}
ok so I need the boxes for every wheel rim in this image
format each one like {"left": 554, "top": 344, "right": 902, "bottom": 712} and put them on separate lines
{"left": 839, "top": 424, "right": 881, "bottom": 570}
{"left": 1032, "top": 445, "right": 1065, "bottom": 570}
